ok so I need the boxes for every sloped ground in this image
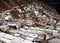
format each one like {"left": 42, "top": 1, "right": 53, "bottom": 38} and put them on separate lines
{"left": 0, "top": 1, "right": 60, "bottom": 43}
{"left": 0, "top": 0, "right": 35, "bottom": 12}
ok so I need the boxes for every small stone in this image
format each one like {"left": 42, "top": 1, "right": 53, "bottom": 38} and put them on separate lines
{"left": 29, "top": 34, "right": 38, "bottom": 38}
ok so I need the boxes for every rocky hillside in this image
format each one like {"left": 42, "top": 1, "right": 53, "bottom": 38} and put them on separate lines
{"left": 0, "top": 1, "right": 60, "bottom": 43}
